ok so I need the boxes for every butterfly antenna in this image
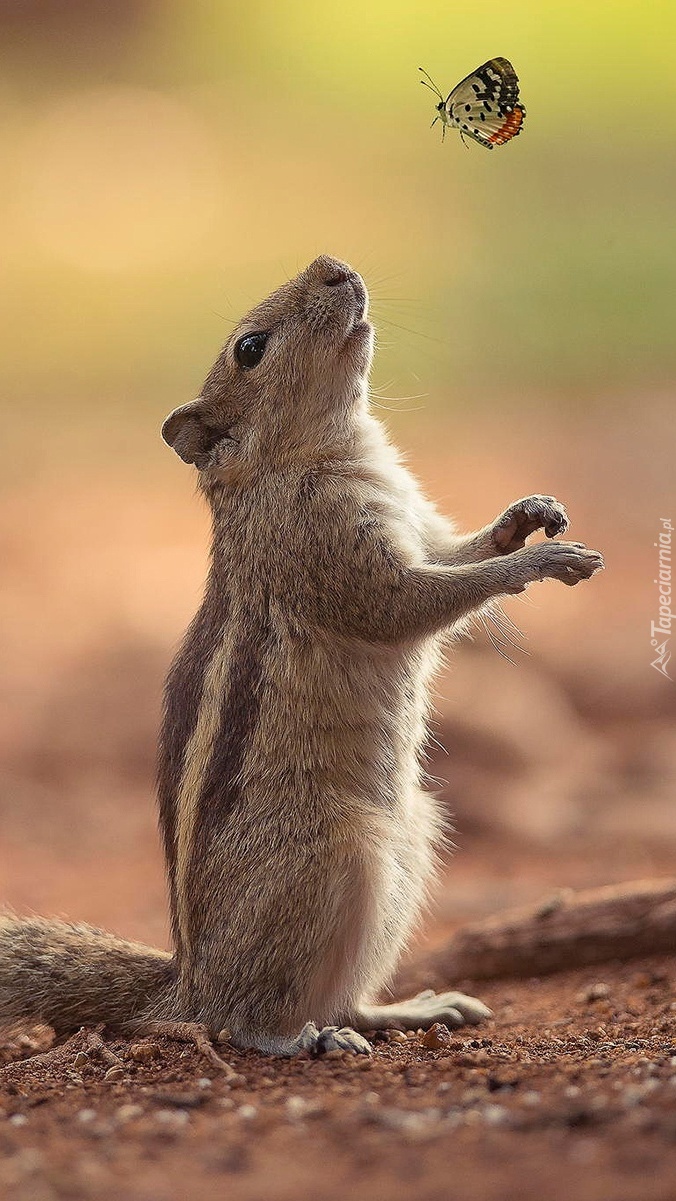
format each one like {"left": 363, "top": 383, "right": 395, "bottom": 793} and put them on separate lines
{"left": 418, "top": 67, "right": 443, "bottom": 101}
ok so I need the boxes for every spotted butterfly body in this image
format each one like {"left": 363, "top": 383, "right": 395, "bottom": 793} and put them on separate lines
{"left": 421, "top": 58, "right": 525, "bottom": 150}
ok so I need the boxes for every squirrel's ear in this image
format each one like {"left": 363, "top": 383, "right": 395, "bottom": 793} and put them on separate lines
{"left": 161, "top": 399, "right": 222, "bottom": 468}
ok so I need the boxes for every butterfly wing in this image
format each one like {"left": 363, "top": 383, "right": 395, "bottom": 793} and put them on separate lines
{"left": 444, "top": 58, "right": 525, "bottom": 149}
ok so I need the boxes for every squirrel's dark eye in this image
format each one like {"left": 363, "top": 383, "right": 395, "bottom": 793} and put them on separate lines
{"left": 235, "top": 332, "right": 268, "bottom": 370}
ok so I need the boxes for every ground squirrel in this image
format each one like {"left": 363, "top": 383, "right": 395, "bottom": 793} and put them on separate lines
{"left": 0, "top": 256, "right": 603, "bottom": 1059}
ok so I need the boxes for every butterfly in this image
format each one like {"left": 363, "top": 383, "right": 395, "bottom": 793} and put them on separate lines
{"left": 419, "top": 58, "right": 525, "bottom": 150}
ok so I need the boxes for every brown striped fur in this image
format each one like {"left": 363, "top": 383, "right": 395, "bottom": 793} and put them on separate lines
{"left": 0, "top": 256, "right": 603, "bottom": 1051}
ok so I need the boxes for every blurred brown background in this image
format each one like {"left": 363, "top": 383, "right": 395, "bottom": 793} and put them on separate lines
{"left": 1, "top": 0, "right": 675, "bottom": 953}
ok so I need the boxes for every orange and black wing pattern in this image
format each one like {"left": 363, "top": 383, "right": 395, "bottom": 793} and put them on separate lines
{"left": 444, "top": 58, "right": 526, "bottom": 149}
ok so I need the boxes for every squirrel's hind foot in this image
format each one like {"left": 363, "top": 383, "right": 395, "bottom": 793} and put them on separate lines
{"left": 355, "top": 989, "right": 492, "bottom": 1032}
{"left": 294, "top": 1022, "right": 372, "bottom": 1057}
{"left": 129, "top": 1020, "right": 230, "bottom": 1072}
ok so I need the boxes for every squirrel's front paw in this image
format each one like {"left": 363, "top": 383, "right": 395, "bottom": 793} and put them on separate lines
{"left": 492, "top": 495, "right": 569, "bottom": 554}
{"left": 512, "top": 541, "right": 605, "bottom": 591}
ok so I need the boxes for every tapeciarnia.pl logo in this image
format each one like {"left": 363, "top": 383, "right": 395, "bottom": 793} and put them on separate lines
{"left": 651, "top": 518, "right": 673, "bottom": 680}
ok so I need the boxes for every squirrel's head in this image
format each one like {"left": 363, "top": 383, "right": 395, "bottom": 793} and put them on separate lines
{"left": 161, "top": 255, "right": 373, "bottom": 485}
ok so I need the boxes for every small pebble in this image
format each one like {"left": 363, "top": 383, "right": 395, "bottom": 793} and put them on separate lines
{"left": 116, "top": 1104, "right": 143, "bottom": 1122}
{"left": 155, "top": 1109, "right": 189, "bottom": 1128}
{"left": 77, "top": 1109, "right": 97, "bottom": 1124}
{"left": 216, "top": 1028, "right": 232, "bottom": 1044}
{"left": 9, "top": 1114, "right": 28, "bottom": 1127}
{"left": 370, "top": 1106, "right": 440, "bottom": 1140}
{"left": 104, "top": 1066, "right": 124, "bottom": 1082}
{"left": 482, "top": 1104, "right": 508, "bottom": 1126}
{"left": 73, "top": 1052, "right": 90, "bottom": 1068}
{"left": 464, "top": 1108, "right": 483, "bottom": 1126}
{"left": 421, "top": 1023, "right": 452, "bottom": 1051}
{"left": 577, "top": 983, "right": 610, "bottom": 1003}
{"left": 523, "top": 1091, "right": 541, "bottom": 1106}
{"left": 286, "top": 1095, "right": 307, "bottom": 1119}
{"left": 285, "top": 1095, "right": 313, "bottom": 1119}
{"left": 387, "top": 1029, "right": 408, "bottom": 1043}
{"left": 238, "top": 1105, "right": 257, "bottom": 1120}
{"left": 129, "top": 1042, "right": 161, "bottom": 1063}
{"left": 622, "top": 1080, "right": 659, "bottom": 1107}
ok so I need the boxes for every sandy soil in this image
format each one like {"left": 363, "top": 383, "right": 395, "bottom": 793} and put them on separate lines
{"left": 1, "top": 955, "right": 675, "bottom": 1201}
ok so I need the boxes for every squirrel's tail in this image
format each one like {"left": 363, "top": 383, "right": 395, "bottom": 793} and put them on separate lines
{"left": 0, "top": 913, "right": 173, "bottom": 1035}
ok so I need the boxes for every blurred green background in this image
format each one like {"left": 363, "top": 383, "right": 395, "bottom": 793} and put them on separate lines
{"left": 2, "top": 0, "right": 675, "bottom": 454}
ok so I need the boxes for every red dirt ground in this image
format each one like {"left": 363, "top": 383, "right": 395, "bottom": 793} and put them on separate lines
{"left": 2, "top": 955, "right": 676, "bottom": 1201}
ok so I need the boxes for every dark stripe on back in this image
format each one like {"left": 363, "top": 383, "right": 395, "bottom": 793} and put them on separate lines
{"left": 188, "top": 616, "right": 271, "bottom": 885}
{"left": 156, "top": 583, "right": 230, "bottom": 934}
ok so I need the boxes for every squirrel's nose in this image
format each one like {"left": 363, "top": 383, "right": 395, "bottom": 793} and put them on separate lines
{"left": 325, "top": 268, "right": 350, "bottom": 287}
{"left": 305, "top": 255, "right": 368, "bottom": 319}
{"left": 308, "top": 255, "right": 356, "bottom": 288}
